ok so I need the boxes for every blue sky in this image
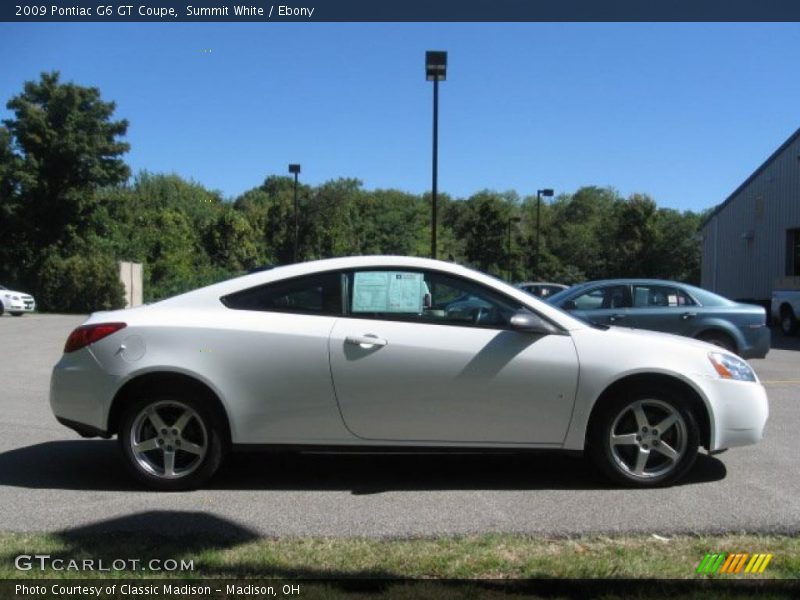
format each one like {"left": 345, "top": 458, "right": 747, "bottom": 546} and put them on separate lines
{"left": 1, "top": 22, "right": 798, "bottom": 211}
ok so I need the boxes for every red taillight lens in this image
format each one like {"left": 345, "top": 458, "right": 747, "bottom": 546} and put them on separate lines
{"left": 64, "top": 322, "right": 127, "bottom": 353}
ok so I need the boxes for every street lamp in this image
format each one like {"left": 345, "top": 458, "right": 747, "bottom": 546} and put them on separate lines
{"left": 535, "top": 188, "right": 554, "bottom": 276}
{"left": 507, "top": 216, "right": 522, "bottom": 281}
{"left": 289, "top": 163, "right": 301, "bottom": 263}
{"left": 426, "top": 50, "right": 447, "bottom": 259}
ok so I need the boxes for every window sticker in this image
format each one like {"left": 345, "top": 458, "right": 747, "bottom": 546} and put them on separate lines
{"left": 352, "top": 271, "right": 424, "bottom": 313}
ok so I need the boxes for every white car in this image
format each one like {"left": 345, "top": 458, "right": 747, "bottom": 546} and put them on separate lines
{"left": 0, "top": 285, "right": 36, "bottom": 316}
{"left": 50, "top": 256, "right": 768, "bottom": 490}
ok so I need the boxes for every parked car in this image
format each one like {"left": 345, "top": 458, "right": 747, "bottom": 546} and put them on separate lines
{"left": 771, "top": 289, "right": 800, "bottom": 335}
{"left": 51, "top": 257, "right": 768, "bottom": 490}
{"left": 0, "top": 285, "right": 36, "bottom": 316}
{"left": 516, "top": 281, "right": 568, "bottom": 299}
{"left": 547, "top": 279, "right": 770, "bottom": 359}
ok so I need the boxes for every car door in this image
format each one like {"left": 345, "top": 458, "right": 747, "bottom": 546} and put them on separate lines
{"left": 625, "top": 284, "right": 698, "bottom": 336}
{"left": 328, "top": 268, "right": 579, "bottom": 444}
{"left": 561, "top": 284, "right": 632, "bottom": 327}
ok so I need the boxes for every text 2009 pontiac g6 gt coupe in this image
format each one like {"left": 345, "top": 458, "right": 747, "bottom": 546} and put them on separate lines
{"left": 50, "top": 256, "right": 768, "bottom": 490}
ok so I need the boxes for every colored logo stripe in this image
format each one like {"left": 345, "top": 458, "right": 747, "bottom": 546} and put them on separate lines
{"left": 697, "top": 553, "right": 773, "bottom": 574}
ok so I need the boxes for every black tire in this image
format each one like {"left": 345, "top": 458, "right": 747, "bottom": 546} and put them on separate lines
{"left": 588, "top": 387, "right": 700, "bottom": 487}
{"left": 0, "top": 303, "right": 4, "bottom": 316}
{"left": 10, "top": 312, "right": 23, "bottom": 317}
{"left": 118, "top": 392, "right": 225, "bottom": 491}
{"left": 696, "top": 330, "right": 737, "bottom": 354}
{"left": 780, "top": 306, "right": 798, "bottom": 336}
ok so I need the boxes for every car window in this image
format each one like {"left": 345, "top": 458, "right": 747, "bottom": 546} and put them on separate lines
{"left": 347, "top": 269, "right": 521, "bottom": 328}
{"left": 570, "top": 285, "right": 631, "bottom": 310}
{"left": 221, "top": 271, "right": 342, "bottom": 315}
{"left": 632, "top": 285, "right": 695, "bottom": 308}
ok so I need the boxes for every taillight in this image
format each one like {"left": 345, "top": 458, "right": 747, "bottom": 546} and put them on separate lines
{"left": 64, "top": 322, "right": 127, "bottom": 353}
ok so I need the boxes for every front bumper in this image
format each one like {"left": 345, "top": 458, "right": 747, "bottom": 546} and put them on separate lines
{"left": 3, "top": 297, "right": 35, "bottom": 313}
{"left": 699, "top": 377, "right": 769, "bottom": 451}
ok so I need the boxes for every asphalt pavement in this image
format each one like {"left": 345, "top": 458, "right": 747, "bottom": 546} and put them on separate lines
{"left": 1, "top": 313, "right": 798, "bottom": 538}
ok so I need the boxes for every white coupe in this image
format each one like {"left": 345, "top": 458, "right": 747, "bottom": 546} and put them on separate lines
{"left": 50, "top": 256, "right": 768, "bottom": 490}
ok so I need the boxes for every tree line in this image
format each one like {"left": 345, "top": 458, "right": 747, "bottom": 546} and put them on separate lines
{"left": 0, "top": 72, "right": 704, "bottom": 312}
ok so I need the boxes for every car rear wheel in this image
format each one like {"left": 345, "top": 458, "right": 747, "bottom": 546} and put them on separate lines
{"left": 119, "top": 394, "right": 224, "bottom": 491}
{"left": 11, "top": 312, "right": 22, "bottom": 317}
{"left": 589, "top": 389, "right": 699, "bottom": 487}
{"left": 780, "top": 306, "right": 798, "bottom": 336}
{"left": 697, "top": 331, "right": 736, "bottom": 353}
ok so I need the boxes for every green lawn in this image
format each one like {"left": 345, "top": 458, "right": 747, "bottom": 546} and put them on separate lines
{"left": 1, "top": 532, "right": 797, "bottom": 580}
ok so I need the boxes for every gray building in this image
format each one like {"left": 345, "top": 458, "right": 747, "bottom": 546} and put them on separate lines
{"left": 701, "top": 128, "right": 800, "bottom": 303}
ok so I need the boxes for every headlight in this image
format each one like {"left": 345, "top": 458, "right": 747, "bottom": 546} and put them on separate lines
{"left": 708, "top": 352, "right": 756, "bottom": 382}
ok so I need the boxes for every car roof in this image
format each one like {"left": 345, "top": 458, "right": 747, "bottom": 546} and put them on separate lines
{"left": 569, "top": 278, "right": 691, "bottom": 288}
{"left": 151, "top": 255, "right": 589, "bottom": 331}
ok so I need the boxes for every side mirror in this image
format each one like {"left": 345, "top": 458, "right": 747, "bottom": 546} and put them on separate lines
{"left": 562, "top": 299, "right": 577, "bottom": 311}
{"left": 509, "top": 310, "right": 559, "bottom": 335}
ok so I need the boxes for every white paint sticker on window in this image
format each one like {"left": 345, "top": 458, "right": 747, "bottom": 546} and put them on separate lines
{"left": 352, "top": 271, "right": 424, "bottom": 313}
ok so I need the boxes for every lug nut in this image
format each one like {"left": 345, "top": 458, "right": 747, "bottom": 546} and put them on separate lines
{"left": 652, "top": 429, "right": 659, "bottom": 436}
{"left": 172, "top": 428, "right": 178, "bottom": 435}
{"left": 642, "top": 444, "right": 649, "bottom": 450}
{"left": 635, "top": 435, "right": 641, "bottom": 442}
{"left": 161, "top": 428, "right": 168, "bottom": 434}
{"left": 157, "top": 438, "right": 163, "bottom": 445}
{"left": 642, "top": 427, "right": 648, "bottom": 433}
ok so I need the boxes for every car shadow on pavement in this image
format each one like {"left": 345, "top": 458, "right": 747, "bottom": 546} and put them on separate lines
{"left": 0, "top": 440, "right": 726, "bottom": 492}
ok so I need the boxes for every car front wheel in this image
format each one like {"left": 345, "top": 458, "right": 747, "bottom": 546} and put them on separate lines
{"left": 119, "top": 395, "right": 224, "bottom": 491}
{"left": 589, "top": 389, "right": 699, "bottom": 487}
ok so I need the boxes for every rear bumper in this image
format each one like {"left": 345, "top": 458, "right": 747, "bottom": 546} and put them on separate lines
{"left": 740, "top": 326, "right": 770, "bottom": 359}
{"left": 50, "top": 349, "right": 118, "bottom": 435}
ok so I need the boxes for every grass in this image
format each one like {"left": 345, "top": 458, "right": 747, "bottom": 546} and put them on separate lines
{"left": 0, "top": 531, "right": 797, "bottom": 580}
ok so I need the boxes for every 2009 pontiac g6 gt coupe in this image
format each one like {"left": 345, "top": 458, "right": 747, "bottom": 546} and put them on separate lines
{"left": 50, "top": 256, "right": 768, "bottom": 490}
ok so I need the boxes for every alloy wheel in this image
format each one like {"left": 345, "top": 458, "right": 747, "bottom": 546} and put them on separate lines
{"left": 129, "top": 400, "right": 208, "bottom": 479}
{"left": 608, "top": 398, "right": 688, "bottom": 480}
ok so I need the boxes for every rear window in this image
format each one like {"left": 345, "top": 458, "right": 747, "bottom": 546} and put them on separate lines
{"left": 221, "top": 272, "right": 342, "bottom": 315}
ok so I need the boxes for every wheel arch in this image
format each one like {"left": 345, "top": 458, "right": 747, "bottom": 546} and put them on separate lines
{"left": 693, "top": 321, "right": 743, "bottom": 353}
{"left": 585, "top": 372, "right": 712, "bottom": 451}
{"left": 108, "top": 370, "right": 232, "bottom": 447}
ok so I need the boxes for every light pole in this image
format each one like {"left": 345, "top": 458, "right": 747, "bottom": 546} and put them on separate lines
{"left": 289, "top": 163, "right": 301, "bottom": 263}
{"left": 425, "top": 50, "right": 447, "bottom": 260}
{"left": 535, "top": 188, "right": 554, "bottom": 276}
{"left": 507, "top": 216, "right": 521, "bottom": 281}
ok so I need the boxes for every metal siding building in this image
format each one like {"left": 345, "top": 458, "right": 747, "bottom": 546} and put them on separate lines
{"left": 701, "top": 128, "right": 800, "bottom": 302}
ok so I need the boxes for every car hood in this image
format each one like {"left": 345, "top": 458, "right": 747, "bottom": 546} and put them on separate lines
{"left": 1, "top": 288, "right": 32, "bottom": 297}
{"left": 604, "top": 325, "right": 720, "bottom": 352}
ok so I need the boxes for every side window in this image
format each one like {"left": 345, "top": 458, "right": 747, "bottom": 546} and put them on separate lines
{"left": 570, "top": 285, "right": 631, "bottom": 310}
{"left": 221, "top": 272, "right": 342, "bottom": 315}
{"left": 632, "top": 285, "right": 695, "bottom": 308}
{"left": 347, "top": 269, "right": 522, "bottom": 328}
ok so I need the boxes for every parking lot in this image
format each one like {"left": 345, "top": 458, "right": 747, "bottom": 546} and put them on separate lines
{"left": 1, "top": 313, "right": 798, "bottom": 538}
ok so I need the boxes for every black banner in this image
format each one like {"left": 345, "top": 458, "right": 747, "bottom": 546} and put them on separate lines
{"left": 3, "top": 579, "right": 800, "bottom": 600}
{"left": 3, "top": 0, "right": 800, "bottom": 22}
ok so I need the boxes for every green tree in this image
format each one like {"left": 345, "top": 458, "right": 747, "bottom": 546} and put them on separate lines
{"left": 3, "top": 72, "right": 129, "bottom": 256}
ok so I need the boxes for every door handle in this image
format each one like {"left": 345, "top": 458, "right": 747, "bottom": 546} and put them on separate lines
{"left": 682, "top": 312, "right": 697, "bottom": 320}
{"left": 345, "top": 334, "right": 388, "bottom": 348}
{"left": 609, "top": 314, "right": 626, "bottom": 322}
